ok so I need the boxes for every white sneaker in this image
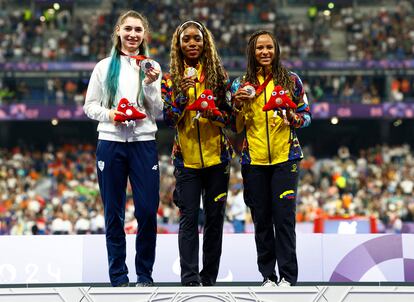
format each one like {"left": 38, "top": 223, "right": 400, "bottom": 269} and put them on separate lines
{"left": 261, "top": 278, "right": 277, "bottom": 287}
{"left": 278, "top": 277, "right": 291, "bottom": 287}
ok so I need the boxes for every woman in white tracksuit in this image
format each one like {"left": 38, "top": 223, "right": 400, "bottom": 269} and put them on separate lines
{"left": 83, "top": 10, "right": 162, "bottom": 287}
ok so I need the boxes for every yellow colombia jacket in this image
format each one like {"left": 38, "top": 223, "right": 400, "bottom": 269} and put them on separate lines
{"left": 230, "top": 71, "right": 311, "bottom": 165}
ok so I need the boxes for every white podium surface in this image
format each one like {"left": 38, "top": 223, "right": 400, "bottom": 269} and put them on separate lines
{"left": 0, "top": 234, "right": 413, "bottom": 283}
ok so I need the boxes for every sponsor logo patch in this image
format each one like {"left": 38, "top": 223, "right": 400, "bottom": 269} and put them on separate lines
{"left": 279, "top": 190, "right": 296, "bottom": 200}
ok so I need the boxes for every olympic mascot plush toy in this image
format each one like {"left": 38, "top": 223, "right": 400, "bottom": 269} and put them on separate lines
{"left": 114, "top": 98, "right": 146, "bottom": 123}
{"left": 186, "top": 89, "right": 222, "bottom": 124}
{"left": 262, "top": 85, "right": 297, "bottom": 126}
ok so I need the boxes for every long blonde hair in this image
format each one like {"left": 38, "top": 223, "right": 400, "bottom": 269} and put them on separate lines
{"left": 169, "top": 21, "right": 227, "bottom": 100}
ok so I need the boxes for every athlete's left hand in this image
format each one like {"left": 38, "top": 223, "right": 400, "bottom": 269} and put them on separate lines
{"left": 201, "top": 109, "right": 214, "bottom": 119}
{"left": 285, "top": 108, "right": 297, "bottom": 123}
{"left": 143, "top": 68, "right": 160, "bottom": 84}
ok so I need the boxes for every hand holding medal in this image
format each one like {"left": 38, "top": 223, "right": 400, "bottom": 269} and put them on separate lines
{"left": 140, "top": 59, "right": 155, "bottom": 73}
{"left": 233, "top": 82, "right": 256, "bottom": 111}
{"left": 180, "top": 67, "right": 198, "bottom": 97}
{"left": 140, "top": 59, "right": 160, "bottom": 84}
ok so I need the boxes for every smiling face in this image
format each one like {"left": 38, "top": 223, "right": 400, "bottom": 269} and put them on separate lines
{"left": 255, "top": 34, "right": 275, "bottom": 67}
{"left": 180, "top": 25, "right": 204, "bottom": 66}
{"left": 117, "top": 17, "right": 145, "bottom": 54}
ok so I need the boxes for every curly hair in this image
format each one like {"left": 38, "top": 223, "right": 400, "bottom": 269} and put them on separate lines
{"left": 245, "top": 30, "right": 294, "bottom": 96}
{"left": 169, "top": 21, "right": 227, "bottom": 98}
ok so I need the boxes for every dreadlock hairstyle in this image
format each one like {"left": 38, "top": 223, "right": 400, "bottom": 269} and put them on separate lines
{"left": 245, "top": 30, "right": 294, "bottom": 96}
{"left": 169, "top": 20, "right": 227, "bottom": 101}
{"left": 104, "top": 10, "right": 150, "bottom": 109}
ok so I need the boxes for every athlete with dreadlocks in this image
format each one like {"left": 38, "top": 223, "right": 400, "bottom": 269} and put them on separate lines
{"left": 230, "top": 30, "right": 311, "bottom": 287}
{"left": 162, "top": 20, "right": 233, "bottom": 286}
{"left": 84, "top": 10, "right": 162, "bottom": 287}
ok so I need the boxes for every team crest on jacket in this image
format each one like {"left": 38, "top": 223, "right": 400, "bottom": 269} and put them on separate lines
{"left": 98, "top": 161, "right": 105, "bottom": 171}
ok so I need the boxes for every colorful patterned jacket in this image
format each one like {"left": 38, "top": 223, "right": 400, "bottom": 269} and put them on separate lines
{"left": 162, "top": 64, "right": 233, "bottom": 168}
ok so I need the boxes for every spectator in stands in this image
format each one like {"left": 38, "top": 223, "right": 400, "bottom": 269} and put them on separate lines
{"left": 227, "top": 182, "right": 246, "bottom": 233}
{"left": 90, "top": 209, "right": 105, "bottom": 234}
{"left": 74, "top": 209, "right": 91, "bottom": 234}
{"left": 162, "top": 20, "right": 232, "bottom": 286}
{"left": 1, "top": 142, "right": 414, "bottom": 236}
{"left": 83, "top": 10, "right": 162, "bottom": 287}
{"left": 230, "top": 30, "right": 311, "bottom": 287}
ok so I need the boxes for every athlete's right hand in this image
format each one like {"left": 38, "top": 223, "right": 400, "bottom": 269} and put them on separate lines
{"left": 109, "top": 109, "right": 125, "bottom": 125}
{"left": 180, "top": 77, "right": 196, "bottom": 98}
{"left": 233, "top": 88, "right": 254, "bottom": 109}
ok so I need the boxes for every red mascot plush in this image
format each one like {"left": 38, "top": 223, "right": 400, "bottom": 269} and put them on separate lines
{"left": 114, "top": 98, "right": 146, "bottom": 122}
{"left": 186, "top": 89, "right": 222, "bottom": 121}
{"left": 262, "top": 85, "right": 297, "bottom": 111}
{"left": 262, "top": 85, "right": 297, "bottom": 126}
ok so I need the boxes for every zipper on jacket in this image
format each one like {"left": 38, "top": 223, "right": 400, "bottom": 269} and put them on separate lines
{"left": 263, "top": 80, "right": 272, "bottom": 164}
{"left": 124, "top": 124, "right": 128, "bottom": 142}
{"left": 196, "top": 119, "right": 205, "bottom": 167}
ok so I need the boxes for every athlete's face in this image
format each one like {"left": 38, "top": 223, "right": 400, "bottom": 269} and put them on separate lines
{"left": 117, "top": 17, "right": 145, "bottom": 54}
{"left": 255, "top": 34, "right": 275, "bottom": 67}
{"left": 180, "top": 25, "right": 204, "bottom": 64}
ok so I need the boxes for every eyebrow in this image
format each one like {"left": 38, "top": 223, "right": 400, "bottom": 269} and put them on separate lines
{"left": 182, "top": 33, "right": 202, "bottom": 37}
{"left": 123, "top": 25, "right": 143, "bottom": 28}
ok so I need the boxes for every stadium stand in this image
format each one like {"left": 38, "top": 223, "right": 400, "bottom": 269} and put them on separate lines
{"left": 1, "top": 0, "right": 414, "bottom": 235}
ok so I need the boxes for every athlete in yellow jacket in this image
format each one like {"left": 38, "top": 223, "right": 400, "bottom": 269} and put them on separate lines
{"left": 231, "top": 30, "right": 311, "bottom": 287}
{"left": 162, "top": 20, "right": 232, "bottom": 287}
{"left": 231, "top": 69, "right": 310, "bottom": 165}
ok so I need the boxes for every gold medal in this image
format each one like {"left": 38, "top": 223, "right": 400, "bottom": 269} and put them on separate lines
{"left": 184, "top": 67, "right": 198, "bottom": 80}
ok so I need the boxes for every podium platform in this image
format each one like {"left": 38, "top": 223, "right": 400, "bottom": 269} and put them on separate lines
{"left": 1, "top": 285, "right": 414, "bottom": 302}
{"left": 2, "top": 234, "right": 414, "bottom": 301}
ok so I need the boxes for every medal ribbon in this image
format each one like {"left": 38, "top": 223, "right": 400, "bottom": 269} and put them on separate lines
{"left": 255, "top": 73, "right": 273, "bottom": 96}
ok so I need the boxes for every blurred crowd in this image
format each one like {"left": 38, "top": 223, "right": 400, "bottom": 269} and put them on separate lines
{"left": 302, "top": 75, "right": 414, "bottom": 104}
{"left": 340, "top": 4, "right": 414, "bottom": 61}
{"left": 1, "top": 1, "right": 414, "bottom": 105}
{"left": 1, "top": 1, "right": 414, "bottom": 235}
{"left": 298, "top": 144, "right": 414, "bottom": 233}
{"left": 0, "top": 77, "right": 89, "bottom": 105}
{"left": 2, "top": 74, "right": 414, "bottom": 106}
{"left": 0, "top": 0, "right": 329, "bottom": 63}
{"left": 1, "top": 144, "right": 413, "bottom": 235}
{"left": 1, "top": 1, "right": 413, "bottom": 62}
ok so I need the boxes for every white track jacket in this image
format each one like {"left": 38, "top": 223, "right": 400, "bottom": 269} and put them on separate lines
{"left": 84, "top": 55, "right": 163, "bottom": 142}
